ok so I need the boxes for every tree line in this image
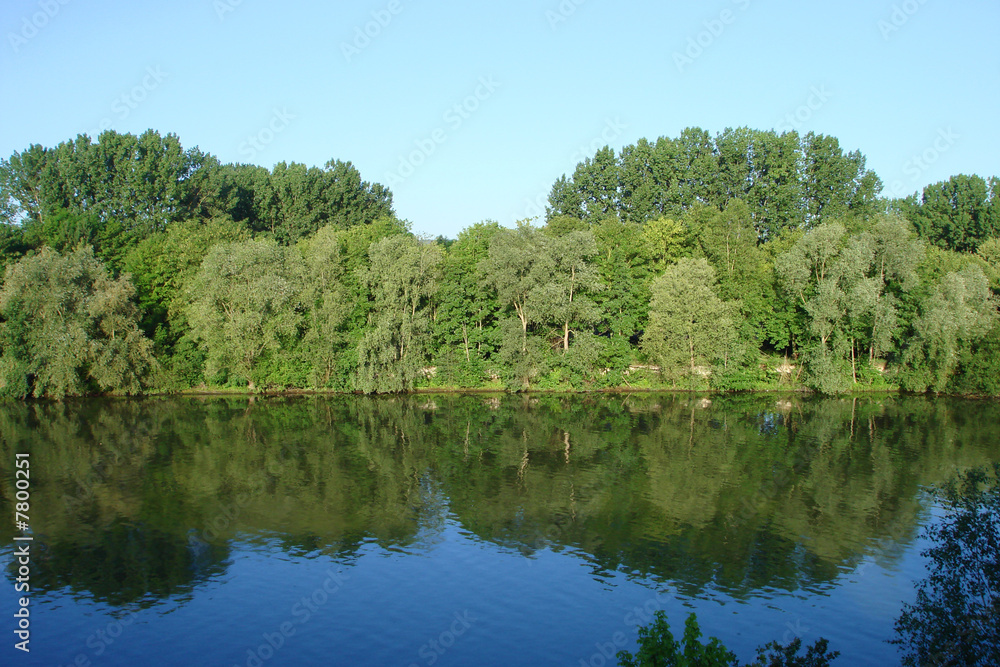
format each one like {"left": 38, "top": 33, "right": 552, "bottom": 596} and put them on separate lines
{"left": 0, "top": 128, "right": 998, "bottom": 398}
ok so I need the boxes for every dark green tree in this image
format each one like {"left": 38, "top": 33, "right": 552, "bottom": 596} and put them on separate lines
{"left": 906, "top": 175, "right": 998, "bottom": 252}
{"left": 617, "top": 612, "right": 738, "bottom": 667}
{"left": 591, "top": 217, "right": 656, "bottom": 374}
{"left": 202, "top": 160, "right": 394, "bottom": 244}
{"left": 800, "top": 133, "right": 882, "bottom": 225}
{"left": 433, "top": 221, "right": 503, "bottom": 385}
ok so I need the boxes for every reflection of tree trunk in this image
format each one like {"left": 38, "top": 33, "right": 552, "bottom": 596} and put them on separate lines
{"left": 564, "top": 266, "right": 575, "bottom": 353}
{"left": 688, "top": 406, "right": 695, "bottom": 453}
{"left": 569, "top": 481, "right": 577, "bottom": 522}
{"left": 564, "top": 431, "right": 570, "bottom": 464}
{"left": 689, "top": 326, "right": 696, "bottom": 377}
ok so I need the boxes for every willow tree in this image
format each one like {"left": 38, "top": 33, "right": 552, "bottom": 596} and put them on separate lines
{"left": 900, "top": 265, "right": 998, "bottom": 393}
{"left": 0, "top": 246, "right": 156, "bottom": 398}
{"left": 123, "top": 216, "right": 251, "bottom": 338}
{"left": 356, "top": 234, "right": 442, "bottom": 393}
{"left": 182, "top": 238, "right": 304, "bottom": 389}
{"left": 479, "top": 223, "right": 559, "bottom": 389}
{"left": 775, "top": 217, "right": 923, "bottom": 392}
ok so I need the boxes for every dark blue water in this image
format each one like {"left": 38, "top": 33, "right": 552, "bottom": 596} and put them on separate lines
{"left": 1, "top": 394, "right": 996, "bottom": 666}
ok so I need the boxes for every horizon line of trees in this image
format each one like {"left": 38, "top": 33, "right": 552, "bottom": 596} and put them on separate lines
{"left": 0, "top": 127, "right": 998, "bottom": 399}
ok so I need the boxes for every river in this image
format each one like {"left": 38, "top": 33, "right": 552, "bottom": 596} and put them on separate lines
{"left": 2, "top": 393, "right": 997, "bottom": 665}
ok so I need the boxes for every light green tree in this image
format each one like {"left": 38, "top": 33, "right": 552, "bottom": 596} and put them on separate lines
{"left": 123, "top": 216, "right": 251, "bottom": 339}
{"left": 642, "top": 258, "right": 735, "bottom": 385}
{"left": 481, "top": 222, "right": 555, "bottom": 353}
{"left": 901, "top": 265, "right": 998, "bottom": 393}
{"left": 777, "top": 218, "right": 922, "bottom": 391}
{"left": 642, "top": 215, "right": 686, "bottom": 270}
{"left": 977, "top": 237, "right": 1000, "bottom": 290}
{"left": 775, "top": 222, "right": 847, "bottom": 307}
{"left": 296, "top": 225, "right": 352, "bottom": 388}
{"left": 537, "top": 230, "right": 602, "bottom": 352}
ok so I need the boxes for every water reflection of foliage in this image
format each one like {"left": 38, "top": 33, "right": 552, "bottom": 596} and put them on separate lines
{"left": 1, "top": 394, "right": 997, "bottom": 606}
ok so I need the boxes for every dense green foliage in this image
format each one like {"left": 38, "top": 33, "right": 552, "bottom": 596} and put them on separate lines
{"left": 0, "top": 128, "right": 997, "bottom": 397}
{"left": 0, "top": 246, "right": 156, "bottom": 398}
{"left": 547, "top": 128, "right": 882, "bottom": 241}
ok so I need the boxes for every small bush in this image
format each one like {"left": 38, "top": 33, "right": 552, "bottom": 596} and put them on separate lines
{"left": 616, "top": 611, "right": 838, "bottom": 667}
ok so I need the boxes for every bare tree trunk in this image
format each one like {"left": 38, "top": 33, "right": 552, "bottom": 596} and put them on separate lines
{"left": 690, "top": 336, "right": 696, "bottom": 377}
{"left": 513, "top": 301, "right": 528, "bottom": 352}
{"left": 851, "top": 339, "right": 857, "bottom": 384}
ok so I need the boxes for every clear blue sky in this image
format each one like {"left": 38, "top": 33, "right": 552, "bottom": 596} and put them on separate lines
{"left": 2, "top": 0, "right": 997, "bottom": 239}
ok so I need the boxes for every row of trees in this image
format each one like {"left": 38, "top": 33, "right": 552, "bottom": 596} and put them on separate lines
{"left": 0, "top": 129, "right": 393, "bottom": 270}
{"left": 548, "top": 128, "right": 1000, "bottom": 252}
{"left": 0, "top": 128, "right": 997, "bottom": 398}
{"left": 546, "top": 128, "right": 883, "bottom": 240}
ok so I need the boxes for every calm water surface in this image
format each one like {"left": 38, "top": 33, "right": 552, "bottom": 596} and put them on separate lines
{"left": 2, "top": 394, "right": 998, "bottom": 666}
